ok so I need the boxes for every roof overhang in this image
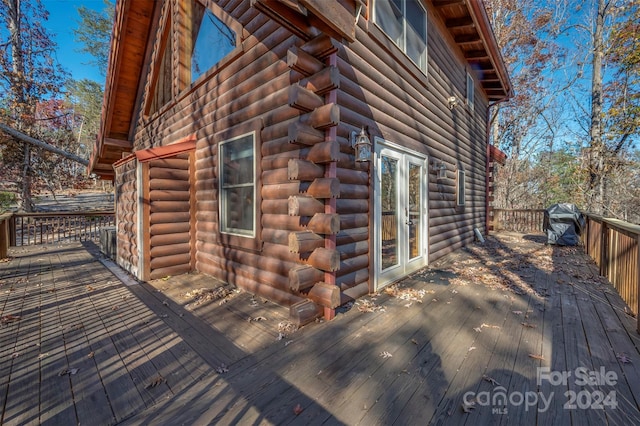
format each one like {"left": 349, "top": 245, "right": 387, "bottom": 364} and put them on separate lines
{"left": 432, "top": 0, "right": 512, "bottom": 102}
{"left": 88, "top": 0, "right": 158, "bottom": 179}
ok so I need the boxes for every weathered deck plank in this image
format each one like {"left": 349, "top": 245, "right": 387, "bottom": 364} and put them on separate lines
{"left": 2, "top": 234, "right": 640, "bottom": 425}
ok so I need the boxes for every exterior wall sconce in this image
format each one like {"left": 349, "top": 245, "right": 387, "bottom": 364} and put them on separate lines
{"left": 435, "top": 161, "right": 447, "bottom": 179}
{"left": 351, "top": 127, "right": 372, "bottom": 162}
{"left": 448, "top": 96, "right": 459, "bottom": 110}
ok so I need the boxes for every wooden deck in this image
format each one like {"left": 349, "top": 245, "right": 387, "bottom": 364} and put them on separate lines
{"left": 1, "top": 233, "right": 640, "bottom": 425}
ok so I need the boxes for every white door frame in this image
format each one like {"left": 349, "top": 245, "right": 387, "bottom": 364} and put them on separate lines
{"left": 373, "top": 138, "right": 429, "bottom": 291}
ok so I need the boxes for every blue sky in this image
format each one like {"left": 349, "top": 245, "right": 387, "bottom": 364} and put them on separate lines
{"left": 42, "top": 0, "right": 107, "bottom": 85}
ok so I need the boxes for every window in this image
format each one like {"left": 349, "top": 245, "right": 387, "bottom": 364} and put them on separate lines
{"left": 148, "top": 21, "right": 173, "bottom": 116}
{"left": 374, "top": 0, "right": 427, "bottom": 73}
{"left": 219, "top": 133, "right": 255, "bottom": 237}
{"left": 190, "top": 0, "right": 236, "bottom": 83}
{"left": 456, "top": 169, "right": 466, "bottom": 206}
{"left": 466, "top": 72, "right": 475, "bottom": 111}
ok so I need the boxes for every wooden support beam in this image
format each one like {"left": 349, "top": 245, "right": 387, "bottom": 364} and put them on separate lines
{"left": 288, "top": 195, "right": 325, "bottom": 216}
{"left": 288, "top": 121, "right": 325, "bottom": 145}
{"left": 289, "top": 299, "right": 322, "bottom": 327}
{"left": 288, "top": 83, "right": 325, "bottom": 112}
{"left": 304, "top": 247, "right": 340, "bottom": 272}
{"left": 307, "top": 282, "right": 341, "bottom": 308}
{"left": 308, "top": 213, "right": 340, "bottom": 235}
{"left": 289, "top": 264, "right": 325, "bottom": 292}
{"left": 251, "top": 0, "right": 313, "bottom": 41}
{"left": 287, "top": 46, "right": 324, "bottom": 76}
{"left": 299, "top": 103, "right": 340, "bottom": 130}
{"left": 289, "top": 230, "right": 324, "bottom": 253}
{"left": 307, "top": 140, "right": 340, "bottom": 163}
{"left": 288, "top": 159, "right": 324, "bottom": 181}
{"left": 299, "top": 66, "right": 340, "bottom": 96}
{"left": 446, "top": 16, "right": 474, "bottom": 29}
{"left": 299, "top": 0, "right": 356, "bottom": 42}
{"left": 300, "top": 33, "right": 339, "bottom": 59}
{"left": 464, "top": 49, "right": 489, "bottom": 59}
{"left": 307, "top": 177, "right": 340, "bottom": 198}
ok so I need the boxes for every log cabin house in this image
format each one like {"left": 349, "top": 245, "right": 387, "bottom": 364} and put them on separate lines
{"left": 89, "top": 0, "right": 511, "bottom": 323}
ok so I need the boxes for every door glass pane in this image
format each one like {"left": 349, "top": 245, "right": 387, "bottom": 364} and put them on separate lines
{"left": 381, "top": 155, "right": 398, "bottom": 270}
{"left": 408, "top": 162, "right": 421, "bottom": 259}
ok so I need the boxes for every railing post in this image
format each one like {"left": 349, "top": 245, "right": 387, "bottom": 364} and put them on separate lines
{"left": 600, "top": 220, "right": 608, "bottom": 277}
{"left": 637, "top": 233, "right": 640, "bottom": 334}
{"left": 0, "top": 215, "right": 8, "bottom": 259}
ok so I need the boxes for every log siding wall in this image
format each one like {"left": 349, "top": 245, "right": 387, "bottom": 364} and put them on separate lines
{"left": 114, "top": 158, "right": 139, "bottom": 276}
{"left": 124, "top": 0, "right": 492, "bottom": 310}
{"left": 148, "top": 154, "right": 192, "bottom": 279}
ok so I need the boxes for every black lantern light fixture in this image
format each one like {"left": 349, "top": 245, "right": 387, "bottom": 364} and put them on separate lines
{"left": 435, "top": 161, "right": 447, "bottom": 179}
{"left": 351, "top": 127, "right": 371, "bottom": 162}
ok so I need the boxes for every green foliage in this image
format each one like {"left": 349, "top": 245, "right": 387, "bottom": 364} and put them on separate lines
{"left": 73, "top": 0, "right": 114, "bottom": 76}
{"left": 0, "top": 191, "right": 16, "bottom": 213}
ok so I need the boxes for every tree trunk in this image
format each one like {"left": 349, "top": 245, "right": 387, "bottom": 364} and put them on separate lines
{"left": 589, "top": 0, "right": 606, "bottom": 214}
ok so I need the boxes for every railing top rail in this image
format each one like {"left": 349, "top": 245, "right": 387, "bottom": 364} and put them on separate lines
{"left": 493, "top": 209, "right": 546, "bottom": 213}
{"left": 12, "top": 211, "right": 115, "bottom": 218}
{"left": 585, "top": 213, "right": 640, "bottom": 237}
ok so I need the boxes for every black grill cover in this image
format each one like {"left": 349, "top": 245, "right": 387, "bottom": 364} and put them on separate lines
{"left": 543, "top": 203, "right": 586, "bottom": 246}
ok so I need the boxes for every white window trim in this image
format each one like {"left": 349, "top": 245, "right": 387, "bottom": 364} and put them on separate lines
{"left": 373, "top": 0, "right": 428, "bottom": 74}
{"left": 219, "top": 131, "right": 256, "bottom": 238}
{"left": 456, "top": 168, "right": 466, "bottom": 206}
{"left": 466, "top": 72, "right": 475, "bottom": 111}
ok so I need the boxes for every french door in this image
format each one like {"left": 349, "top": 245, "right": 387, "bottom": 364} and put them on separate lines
{"left": 374, "top": 140, "right": 428, "bottom": 290}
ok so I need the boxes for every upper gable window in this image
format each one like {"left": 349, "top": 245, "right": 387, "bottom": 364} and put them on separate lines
{"left": 374, "top": 0, "right": 427, "bottom": 73}
{"left": 190, "top": 1, "right": 236, "bottom": 83}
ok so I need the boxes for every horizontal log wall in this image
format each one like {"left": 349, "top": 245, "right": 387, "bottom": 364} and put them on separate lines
{"left": 114, "top": 159, "right": 138, "bottom": 276}
{"left": 340, "top": 14, "right": 489, "bottom": 264}
{"left": 126, "top": 0, "right": 494, "bottom": 307}
{"left": 133, "top": 2, "right": 315, "bottom": 306}
{"left": 148, "top": 154, "right": 192, "bottom": 280}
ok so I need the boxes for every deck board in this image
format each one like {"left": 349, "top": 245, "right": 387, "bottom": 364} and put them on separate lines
{"left": 2, "top": 234, "right": 640, "bottom": 425}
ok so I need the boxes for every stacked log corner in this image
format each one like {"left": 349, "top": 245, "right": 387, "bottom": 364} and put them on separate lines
{"left": 285, "top": 35, "right": 344, "bottom": 317}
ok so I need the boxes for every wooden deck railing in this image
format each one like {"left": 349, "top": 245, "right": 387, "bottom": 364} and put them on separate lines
{"left": 493, "top": 208, "right": 639, "bottom": 332}
{"left": 2, "top": 211, "right": 115, "bottom": 247}
{"left": 583, "top": 214, "right": 639, "bottom": 332}
{"left": 492, "top": 209, "right": 546, "bottom": 233}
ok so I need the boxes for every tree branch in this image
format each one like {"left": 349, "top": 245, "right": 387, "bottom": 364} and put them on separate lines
{"left": 0, "top": 122, "right": 89, "bottom": 166}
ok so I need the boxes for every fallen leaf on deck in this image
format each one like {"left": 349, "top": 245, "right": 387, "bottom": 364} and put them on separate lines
{"left": 379, "top": 351, "right": 393, "bottom": 359}
{"left": 468, "top": 346, "right": 476, "bottom": 352}
{"left": 528, "top": 354, "right": 545, "bottom": 361}
{"left": 145, "top": 375, "right": 166, "bottom": 388}
{"left": 38, "top": 353, "right": 49, "bottom": 359}
{"left": 86, "top": 285, "right": 95, "bottom": 292}
{"left": 617, "top": 353, "right": 632, "bottom": 364}
{"left": 521, "top": 322, "right": 537, "bottom": 328}
{"left": 512, "top": 310, "right": 523, "bottom": 315}
{"left": 161, "top": 276, "right": 171, "bottom": 281}
{"left": 411, "top": 338, "right": 418, "bottom": 345}
{"left": 215, "top": 364, "right": 229, "bottom": 374}
{"left": 473, "top": 327, "right": 482, "bottom": 333}
{"left": 162, "top": 300, "right": 169, "bottom": 306}
{"left": 58, "top": 368, "right": 78, "bottom": 376}
{"left": 482, "top": 374, "right": 500, "bottom": 386}
{"left": 88, "top": 351, "right": 95, "bottom": 358}
{"left": 293, "top": 403, "right": 304, "bottom": 415}
{"left": 11, "top": 352, "right": 21, "bottom": 358}
{"left": 1, "top": 314, "right": 21, "bottom": 324}
{"left": 461, "top": 401, "right": 476, "bottom": 413}
{"left": 112, "top": 306, "right": 119, "bottom": 311}
{"left": 247, "top": 316, "right": 267, "bottom": 322}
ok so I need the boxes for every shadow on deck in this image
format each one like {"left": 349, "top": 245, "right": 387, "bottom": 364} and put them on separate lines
{"left": 0, "top": 232, "right": 639, "bottom": 425}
